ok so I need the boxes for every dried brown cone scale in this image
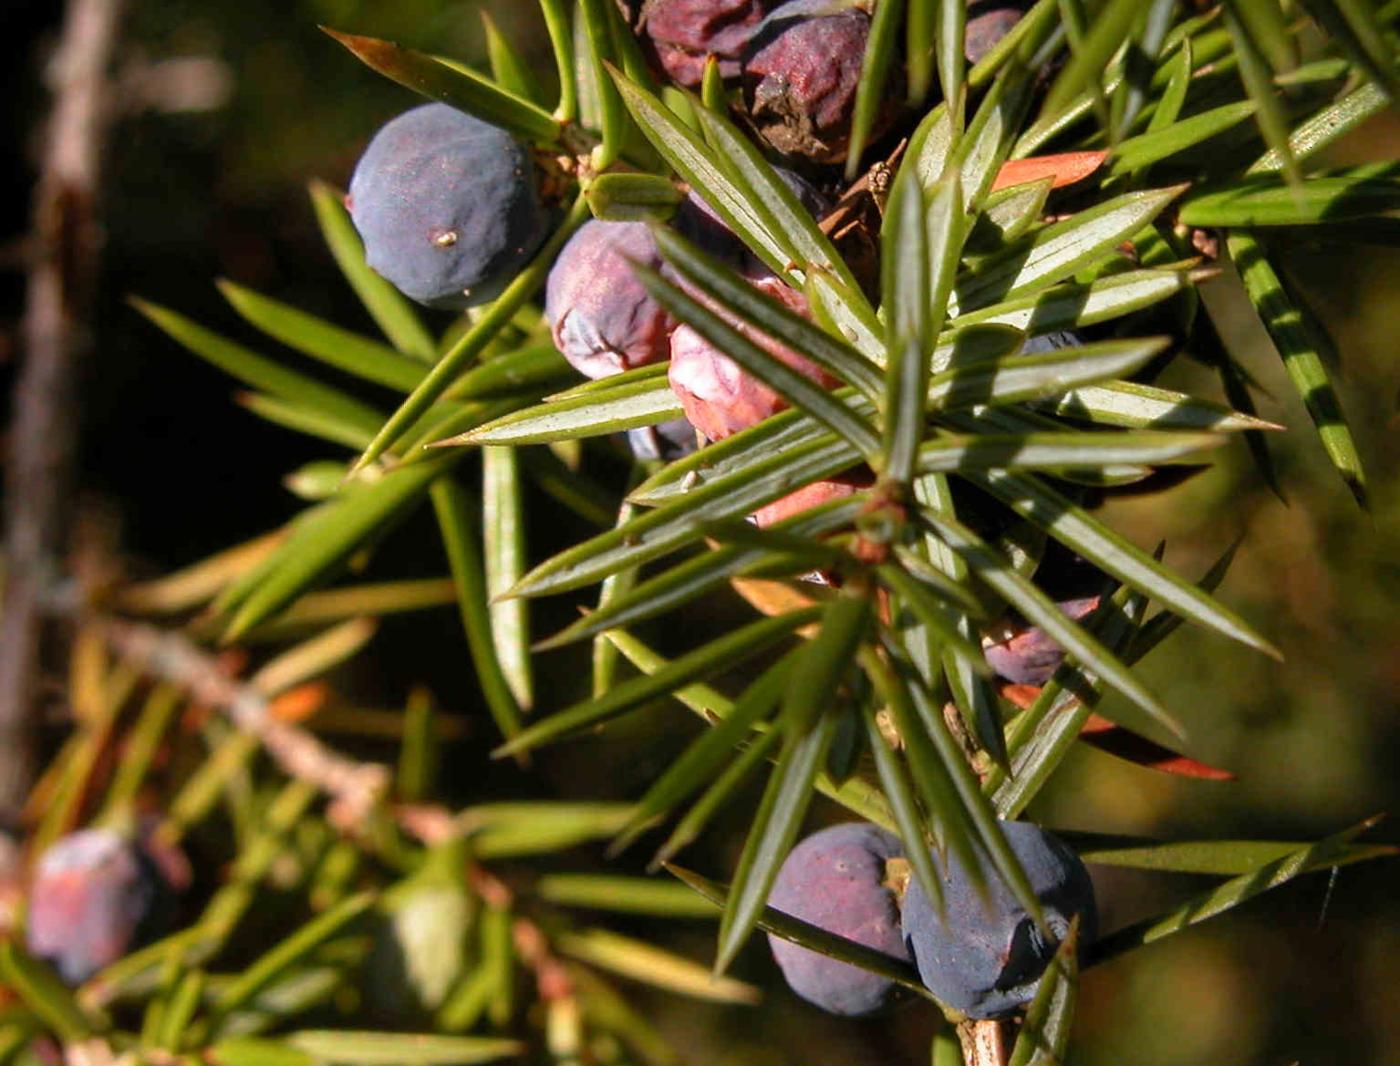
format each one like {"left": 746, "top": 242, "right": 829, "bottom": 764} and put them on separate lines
{"left": 666, "top": 273, "right": 839, "bottom": 441}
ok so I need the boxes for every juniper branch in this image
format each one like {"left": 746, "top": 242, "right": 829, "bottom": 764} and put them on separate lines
{"left": 98, "top": 618, "right": 391, "bottom": 829}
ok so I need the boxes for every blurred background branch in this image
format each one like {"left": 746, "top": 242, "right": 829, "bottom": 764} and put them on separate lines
{"left": 100, "top": 616, "right": 391, "bottom": 829}
{"left": 0, "top": 0, "right": 126, "bottom": 818}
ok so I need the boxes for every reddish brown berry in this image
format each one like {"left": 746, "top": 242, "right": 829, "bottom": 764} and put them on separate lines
{"left": 640, "top": 0, "right": 778, "bottom": 87}
{"left": 667, "top": 275, "right": 838, "bottom": 441}
{"left": 964, "top": 0, "right": 1032, "bottom": 66}
{"left": 752, "top": 469, "right": 871, "bottom": 528}
{"left": 741, "top": 0, "right": 896, "bottom": 164}
{"left": 546, "top": 220, "right": 676, "bottom": 380}
{"left": 767, "top": 823, "right": 911, "bottom": 1016}
{"left": 26, "top": 829, "right": 168, "bottom": 985}
{"left": 546, "top": 178, "right": 825, "bottom": 383}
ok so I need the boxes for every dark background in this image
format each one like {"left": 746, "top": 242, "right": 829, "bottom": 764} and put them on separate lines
{"left": 4, "top": 2, "right": 1400, "bottom": 1062}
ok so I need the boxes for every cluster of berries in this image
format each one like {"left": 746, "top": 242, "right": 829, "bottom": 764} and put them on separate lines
{"left": 345, "top": 0, "right": 1037, "bottom": 311}
{"left": 343, "top": 3, "right": 1113, "bottom": 666}
{"left": 343, "top": 0, "right": 1039, "bottom": 506}
{"left": 640, "top": 0, "right": 1034, "bottom": 162}
{"left": 767, "top": 820, "right": 1095, "bottom": 1019}
{"left": 348, "top": 96, "right": 858, "bottom": 521}
{"left": 546, "top": 172, "right": 837, "bottom": 480}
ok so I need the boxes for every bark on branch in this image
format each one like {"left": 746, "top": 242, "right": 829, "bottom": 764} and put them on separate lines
{"left": 99, "top": 617, "right": 391, "bottom": 828}
{"left": 0, "top": 0, "right": 126, "bottom": 817}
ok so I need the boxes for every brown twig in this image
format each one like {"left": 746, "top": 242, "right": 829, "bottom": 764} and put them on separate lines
{"left": 958, "top": 1020, "right": 1009, "bottom": 1066}
{"left": 0, "top": 0, "right": 126, "bottom": 819}
{"left": 98, "top": 617, "right": 391, "bottom": 827}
